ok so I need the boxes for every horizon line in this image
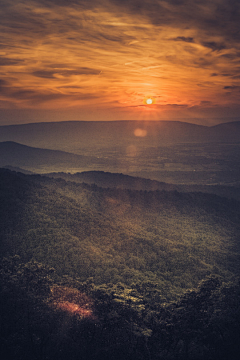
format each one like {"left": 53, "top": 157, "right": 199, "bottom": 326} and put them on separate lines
{"left": 1, "top": 118, "right": 240, "bottom": 128}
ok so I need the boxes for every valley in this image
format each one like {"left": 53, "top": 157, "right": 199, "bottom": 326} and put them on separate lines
{"left": 1, "top": 120, "right": 240, "bottom": 360}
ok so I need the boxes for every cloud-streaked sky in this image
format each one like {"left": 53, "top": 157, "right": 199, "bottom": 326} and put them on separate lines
{"left": 0, "top": 0, "right": 240, "bottom": 125}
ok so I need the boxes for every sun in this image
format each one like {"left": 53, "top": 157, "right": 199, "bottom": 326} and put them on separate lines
{"left": 143, "top": 96, "right": 155, "bottom": 105}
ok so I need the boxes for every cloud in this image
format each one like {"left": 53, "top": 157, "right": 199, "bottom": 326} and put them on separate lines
{"left": 223, "top": 85, "right": 240, "bottom": 91}
{"left": 172, "top": 37, "right": 195, "bottom": 43}
{"left": 112, "top": 1, "right": 239, "bottom": 32}
{"left": 36, "top": 0, "right": 102, "bottom": 9}
{"left": 2, "top": 1, "right": 240, "bottom": 47}
{"left": 98, "top": 33, "right": 124, "bottom": 43}
{"left": 2, "top": 1, "right": 237, "bottom": 42}
{"left": 0, "top": 57, "right": 24, "bottom": 66}
{"left": 57, "top": 85, "right": 83, "bottom": 89}
{"left": 220, "top": 53, "right": 240, "bottom": 59}
{"left": 11, "top": 89, "right": 61, "bottom": 101}
{"left": 0, "top": 85, "right": 99, "bottom": 107}
{"left": 32, "top": 71, "right": 56, "bottom": 79}
{"left": 0, "top": 79, "right": 8, "bottom": 86}
{"left": 201, "top": 41, "right": 226, "bottom": 51}
{"left": 200, "top": 100, "right": 212, "bottom": 105}
{"left": 211, "top": 71, "right": 240, "bottom": 79}
{"left": 32, "top": 68, "right": 101, "bottom": 78}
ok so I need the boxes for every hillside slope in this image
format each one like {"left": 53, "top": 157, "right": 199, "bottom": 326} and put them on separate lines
{"left": 0, "top": 141, "right": 106, "bottom": 172}
{"left": 46, "top": 170, "right": 240, "bottom": 201}
{"left": 0, "top": 169, "right": 239, "bottom": 301}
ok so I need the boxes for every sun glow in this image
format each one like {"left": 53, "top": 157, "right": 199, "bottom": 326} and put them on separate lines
{"left": 144, "top": 97, "right": 155, "bottom": 105}
{"left": 1, "top": 0, "right": 239, "bottom": 123}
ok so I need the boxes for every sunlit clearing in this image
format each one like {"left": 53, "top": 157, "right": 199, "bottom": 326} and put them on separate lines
{"left": 134, "top": 128, "right": 147, "bottom": 137}
{"left": 56, "top": 301, "right": 94, "bottom": 317}
{"left": 49, "top": 286, "right": 96, "bottom": 319}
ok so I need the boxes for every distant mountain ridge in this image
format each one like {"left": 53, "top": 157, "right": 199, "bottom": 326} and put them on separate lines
{"left": 0, "top": 120, "right": 239, "bottom": 152}
{"left": 0, "top": 141, "right": 106, "bottom": 172}
{"left": 1, "top": 165, "right": 35, "bottom": 174}
{"left": 46, "top": 170, "right": 240, "bottom": 201}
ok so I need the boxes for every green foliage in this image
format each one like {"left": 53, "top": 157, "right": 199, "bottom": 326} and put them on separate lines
{"left": 0, "top": 256, "right": 55, "bottom": 360}
{"left": 0, "top": 169, "right": 240, "bottom": 302}
{"left": 1, "top": 257, "right": 240, "bottom": 360}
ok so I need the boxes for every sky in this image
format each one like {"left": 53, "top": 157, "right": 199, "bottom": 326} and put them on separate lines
{"left": 0, "top": 0, "right": 240, "bottom": 125}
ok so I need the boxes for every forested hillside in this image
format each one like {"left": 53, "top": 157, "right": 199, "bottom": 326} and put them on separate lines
{"left": 1, "top": 168, "right": 240, "bottom": 359}
{"left": 47, "top": 170, "right": 240, "bottom": 201}
{"left": 1, "top": 256, "right": 239, "bottom": 360}
{"left": 0, "top": 168, "right": 239, "bottom": 300}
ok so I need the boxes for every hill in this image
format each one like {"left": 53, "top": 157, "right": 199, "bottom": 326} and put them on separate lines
{"left": 0, "top": 120, "right": 240, "bottom": 154}
{"left": 0, "top": 168, "right": 239, "bottom": 301}
{"left": 46, "top": 170, "right": 240, "bottom": 201}
{"left": 1, "top": 138, "right": 240, "bottom": 186}
{"left": 211, "top": 121, "right": 240, "bottom": 141}
{"left": 1, "top": 165, "right": 35, "bottom": 174}
{"left": 0, "top": 141, "right": 107, "bottom": 173}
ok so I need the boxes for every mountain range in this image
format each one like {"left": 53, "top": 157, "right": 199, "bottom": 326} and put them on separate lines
{"left": 0, "top": 120, "right": 240, "bottom": 153}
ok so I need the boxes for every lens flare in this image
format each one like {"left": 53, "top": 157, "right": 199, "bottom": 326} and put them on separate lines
{"left": 134, "top": 128, "right": 147, "bottom": 137}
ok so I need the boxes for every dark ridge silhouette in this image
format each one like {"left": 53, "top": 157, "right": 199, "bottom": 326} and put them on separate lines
{"left": 1, "top": 165, "right": 35, "bottom": 174}
{"left": 209, "top": 121, "right": 240, "bottom": 142}
{"left": 0, "top": 141, "right": 105, "bottom": 170}
{"left": 46, "top": 170, "right": 240, "bottom": 201}
{"left": 0, "top": 120, "right": 239, "bottom": 152}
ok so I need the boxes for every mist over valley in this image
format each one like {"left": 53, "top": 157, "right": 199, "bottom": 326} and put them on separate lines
{"left": 1, "top": 120, "right": 240, "bottom": 186}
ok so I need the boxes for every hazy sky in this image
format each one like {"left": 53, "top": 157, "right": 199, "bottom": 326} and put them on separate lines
{"left": 0, "top": 0, "right": 240, "bottom": 125}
